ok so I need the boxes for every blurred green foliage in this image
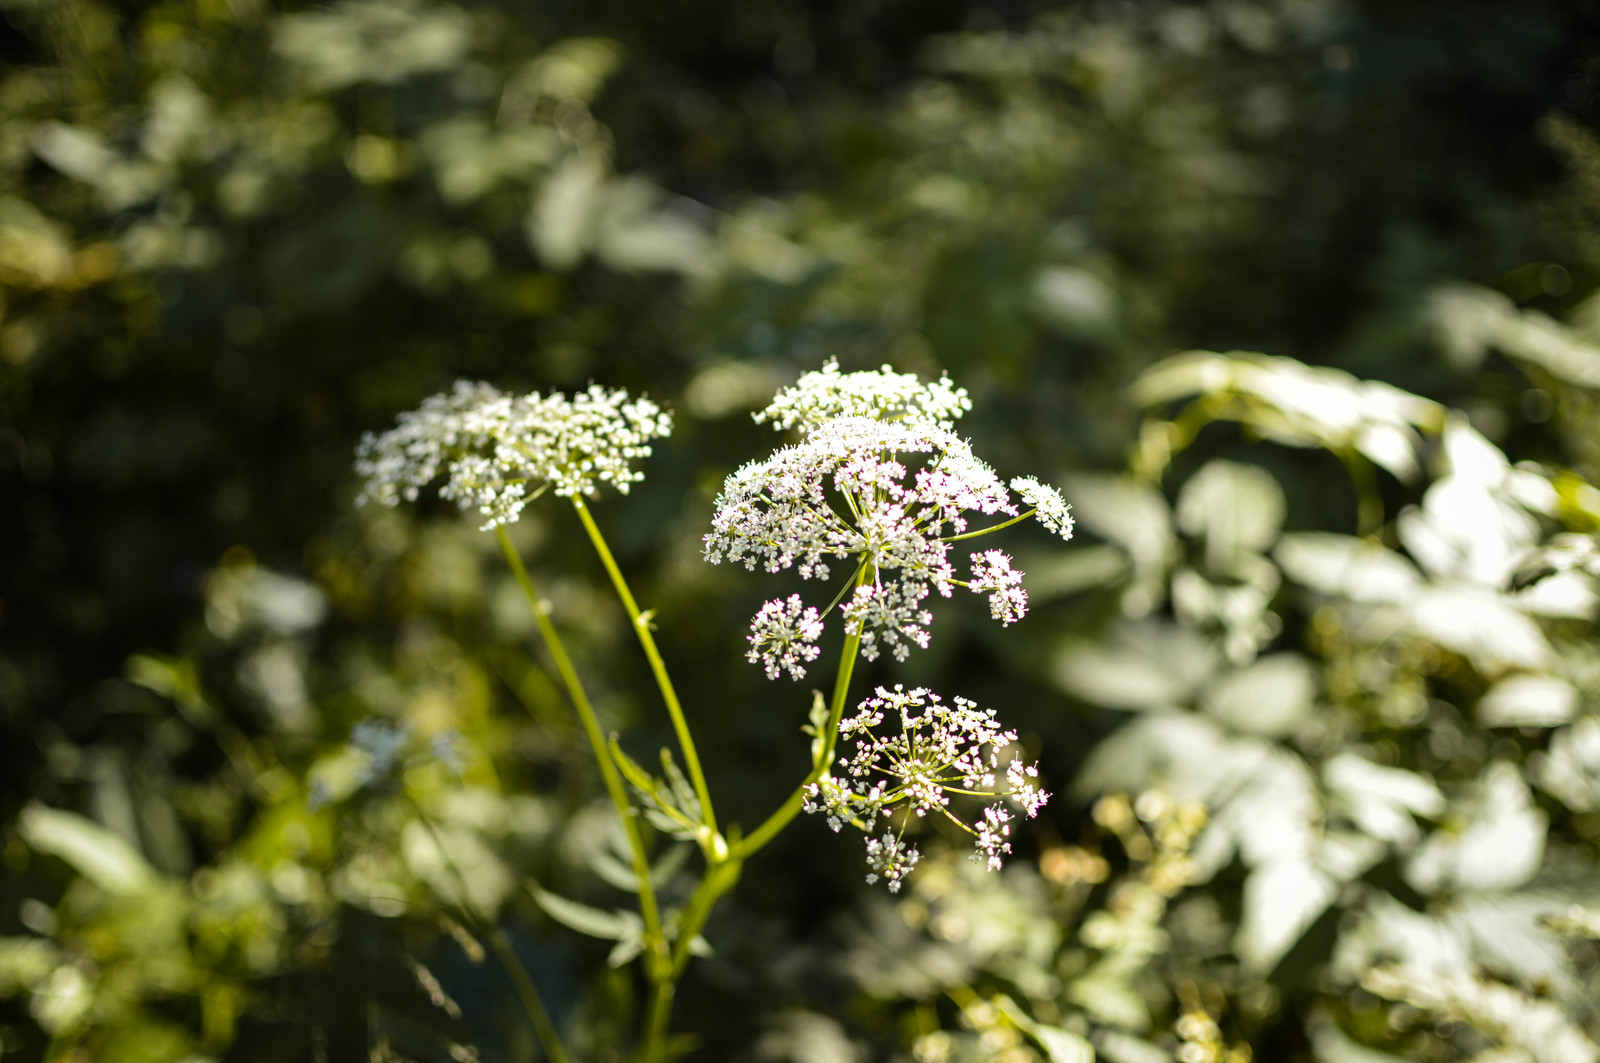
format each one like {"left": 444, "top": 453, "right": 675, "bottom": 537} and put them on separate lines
{"left": 6, "top": 0, "right": 1600, "bottom": 1060}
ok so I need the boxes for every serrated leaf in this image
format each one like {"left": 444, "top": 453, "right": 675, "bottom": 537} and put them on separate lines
{"left": 804, "top": 689, "right": 829, "bottom": 765}
{"left": 531, "top": 886, "right": 642, "bottom": 943}
{"left": 611, "top": 737, "right": 702, "bottom": 840}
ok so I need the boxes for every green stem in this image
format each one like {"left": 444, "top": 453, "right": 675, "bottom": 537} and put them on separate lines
{"left": 941, "top": 510, "right": 1034, "bottom": 543}
{"left": 494, "top": 526, "right": 668, "bottom": 975}
{"left": 732, "top": 566, "right": 870, "bottom": 861}
{"left": 409, "top": 803, "right": 571, "bottom": 1063}
{"left": 641, "top": 980, "right": 675, "bottom": 1063}
{"left": 1341, "top": 447, "right": 1385, "bottom": 539}
{"left": 489, "top": 928, "right": 572, "bottom": 1063}
{"left": 570, "top": 499, "right": 721, "bottom": 853}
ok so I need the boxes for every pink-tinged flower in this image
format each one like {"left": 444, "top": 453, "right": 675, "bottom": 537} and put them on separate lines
{"left": 706, "top": 363, "right": 1072, "bottom": 677}
{"left": 803, "top": 685, "right": 1049, "bottom": 890}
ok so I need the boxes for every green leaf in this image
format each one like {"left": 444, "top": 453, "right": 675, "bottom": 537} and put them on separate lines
{"left": 1324, "top": 753, "right": 1445, "bottom": 847}
{"left": 1477, "top": 674, "right": 1577, "bottom": 728}
{"left": 994, "top": 994, "right": 1097, "bottom": 1062}
{"left": 1202, "top": 653, "right": 1315, "bottom": 737}
{"left": 1095, "top": 1031, "right": 1172, "bottom": 1063}
{"left": 1362, "top": 965, "right": 1600, "bottom": 1063}
{"left": 530, "top": 886, "right": 643, "bottom": 943}
{"left": 1053, "top": 620, "right": 1217, "bottom": 710}
{"left": 1237, "top": 858, "right": 1337, "bottom": 972}
{"left": 1308, "top": 1016, "right": 1411, "bottom": 1063}
{"left": 1408, "top": 582, "right": 1553, "bottom": 674}
{"left": 1406, "top": 762, "right": 1546, "bottom": 893}
{"left": 19, "top": 803, "right": 157, "bottom": 896}
{"left": 0, "top": 937, "right": 64, "bottom": 994}
{"left": 1176, "top": 459, "right": 1286, "bottom": 567}
{"left": 1275, "top": 533, "right": 1420, "bottom": 603}
{"left": 611, "top": 738, "right": 702, "bottom": 840}
{"left": 803, "top": 689, "right": 829, "bottom": 765}
{"left": 1033, "top": 1027, "right": 1096, "bottom": 1063}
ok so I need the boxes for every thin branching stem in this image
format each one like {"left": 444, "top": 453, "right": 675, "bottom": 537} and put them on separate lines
{"left": 733, "top": 563, "right": 871, "bottom": 861}
{"left": 570, "top": 499, "right": 721, "bottom": 854}
{"left": 493, "top": 527, "right": 667, "bottom": 973}
{"left": 940, "top": 510, "right": 1035, "bottom": 543}
{"left": 409, "top": 803, "right": 572, "bottom": 1063}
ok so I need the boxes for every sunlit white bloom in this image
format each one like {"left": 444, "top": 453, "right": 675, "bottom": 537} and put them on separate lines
{"left": 355, "top": 381, "right": 671, "bottom": 529}
{"left": 969, "top": 550, "right": 1027, "bottom": 625}
{"left": 802, "top": 685, "right": 1048, "bottom": 890}
{"left": 706, "top": 416, "right": 1017, "bottom": 664}
{"left": 747, "top": 595, "right": 825, "bottom": 680}
{"left": 1011, "top": 476, "right": 1074, "bottom": 540}
{"left": 755, "top": 358, "right": 972, "bottom": 433}
{"left": 842, "top": 581, "right": 934, "bottom": 663}
{"left": 709, "top": 364, "right": 1072, "bottom": 676}
{"left": 864, "top": 832, "right": 921, "bottom": 892}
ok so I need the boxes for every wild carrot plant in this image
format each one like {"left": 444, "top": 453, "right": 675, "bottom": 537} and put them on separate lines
{"left": 354, "top": 361, "right": 1072, "bottom": 1061}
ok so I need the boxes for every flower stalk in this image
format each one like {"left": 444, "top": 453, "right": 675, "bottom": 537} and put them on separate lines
{"left": 354, "top": 363, "right": 1072, "bottom": 1056}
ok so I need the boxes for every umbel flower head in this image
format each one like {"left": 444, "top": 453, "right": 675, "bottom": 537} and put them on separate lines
{"left": 754, "top": 358, "right": 972, "bottom": 432}
{"left": 803, "top": 685, "right": 1049, "bottom": 891}
{"left": 354, "top": 381, "right": 672, "bottom": 529}
{"left": 705, "top": 362, "right": 1072, "bottom": 674}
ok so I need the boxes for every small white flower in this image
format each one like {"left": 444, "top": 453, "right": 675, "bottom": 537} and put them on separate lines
{"left": 806, "top": 685, "right": 1048, "bottom": 889}
{"left": 355, "top": 381, "right": 671, "bottom": 529}
{"left": 968, "top": 550, "right": 1027, "bottom": 625}
{"left": 843, "top": 582, "right": 933, "bottom": 663}
{"left": 755, "top": 358, "right": 971, "bottom": 433}
{"left": 708, "top": 364, "right": 1071, "bottom": 675}
{"left": 864, "top": 831, "right": 921, "bottom": 892}
{"left": 747, "top": 595, "right": 824, "bottom": 680}
{"left": 1011, "top": 476, "right": 1074, "bottom": 540}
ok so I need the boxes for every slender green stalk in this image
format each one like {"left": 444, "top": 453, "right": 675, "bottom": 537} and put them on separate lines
{"left": 410, "top": 804, "right": 571, "bottom": 1063}
{"left": 1341, "top": 447, "right": 1385, "bottom": 539}
{"left": 642, "top": 980, "right": 676, "bottom": 1062}
{"left": 733, "top": 564, "right": 871, "bottom": 861}
{"left": 570, "top": 499, "right": 720, "bottom": 851}
{"left": 941, "top": 510, "right": 1034, "bottom": 543}
{"left": 489, "top": 928, "right": 572, "bottom": 1063}
{"left": 494, "top": 526, "right": 668, "bottom": 974}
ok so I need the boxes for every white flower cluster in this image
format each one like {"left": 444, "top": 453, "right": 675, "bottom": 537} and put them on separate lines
{"left": 753, "top": 357, "right": 971, "bottom": 432}
{"left": 802, "top": 685, "right": 1048, "bottom": 890}
{"left": 746, "top": 595, "right": 824, "bottom": 680}
{"left": 1011, "top": 475, "right": 1074, "bottom": 540}
{"left": 706, "top": 362, "right": 1072, "bottom": 674}
{"left": 354, "top": 381, "right": 672, "bottom": 529}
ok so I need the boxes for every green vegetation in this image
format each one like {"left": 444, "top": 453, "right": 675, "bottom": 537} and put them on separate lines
{"left": 5, "top": 1, "right": 1600, "bottom": 1060}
